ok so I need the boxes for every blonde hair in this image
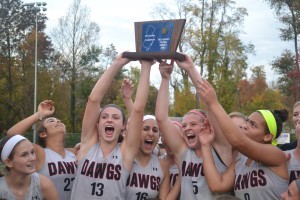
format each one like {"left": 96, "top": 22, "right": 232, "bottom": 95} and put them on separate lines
{"left": 294, "top": 101, "right": 300, "bottom": 110}
{"left": 229, "top": 112, "right": 246, "bottom": 120}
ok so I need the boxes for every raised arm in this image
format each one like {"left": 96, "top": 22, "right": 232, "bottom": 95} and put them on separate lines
{"left": 7, "top": 100, "right": 55, "bottom": 136}
{"left": 122, "top": 60, "right": 154, "bottom": 171}
{"left": 79, "top": 54, "right": 129, "bottom": 159}
{"left": 198, "top": 121, "right": 235, "bottom": 192}
{"left": 121, "top": 78, "right": 134, "bottom": 116}
{"left": 7, "top": 100, "right": 55, "bottom": 169}
{"left": 155, "top": 61, "right": 186, "bottom": 162}
{"left": 176, "top": 54, "right": 231, "bottom": 162}
{"left": 197, "top": 79, "right": 287, "bottom": 167}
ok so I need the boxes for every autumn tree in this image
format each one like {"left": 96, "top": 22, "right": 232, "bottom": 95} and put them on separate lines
{"left": 237, "top": 66, "right": 285, "bottom": 114}
{"left": 271, "top": 50, "right": 299, "bottom": 107}
{"left": 265, "top": 0, "right": 300, "bottom": 100}
{"left": 51, "top": 0, "right": 100, "bottom": 132}
{"left": 0, "top": 0, "right": 47, "bottom": 130}
{"left": 151, "top": 0, "right": 253, "bottom": 113}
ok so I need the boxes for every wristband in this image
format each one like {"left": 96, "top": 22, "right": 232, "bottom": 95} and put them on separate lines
{"left": 37, "top": 112, "right": 43, "bottom": 121}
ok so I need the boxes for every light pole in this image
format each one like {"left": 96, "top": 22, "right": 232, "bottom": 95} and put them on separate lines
{"left": 23, "top": 2, "right": 47, "bottom": 143}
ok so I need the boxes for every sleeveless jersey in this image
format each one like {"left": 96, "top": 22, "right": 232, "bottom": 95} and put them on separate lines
{"left": 125, "top": 154, "right": 164, "bottom": 200}
{"left": 169, "top": 163, "right": 179, "bottom": 188}
{"left": 234, "top": 154, "right": 288, "bottom": 200}
{"left": 180, "top": 147, "right": 227, "bottom": 200}
{"left": 70, "top": 143, "right": 129, "bottom": 200}
{"left": 38, "top": 148, "right": 77, "bottom": 200}
{"left": 285, "top": 149, "right": 300, "bottom": 184}
{"left": 0, "top": 173, "right": 43, "bottom": 200}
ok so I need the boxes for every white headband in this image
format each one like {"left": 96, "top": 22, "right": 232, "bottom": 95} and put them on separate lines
{"left": 143, "top": 115, "right": 156, "bottom": 121}
{"left": 1, "top": 135, "right": 27, "bottom": 162}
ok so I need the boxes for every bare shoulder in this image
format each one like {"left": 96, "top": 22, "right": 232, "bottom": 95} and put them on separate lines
{"left": 39, "top": 174, "right": 59, "bottom": 200}
{"left": 158, "top": 157, "right": 169, "bottom": 171}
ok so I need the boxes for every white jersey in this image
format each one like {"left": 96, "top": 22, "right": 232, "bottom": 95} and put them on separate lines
{"left": 38, "top": 148, "right": 77, "bottom": 200}
{"left": 70, "top": 143, "right": 129, "bottom": 200}
{"left": 285, "top": 150, "right": 300, "bottom": 184}
{"left": 125, "top": 155, "right": 164, "bottom": 200}
{"left": 169, "top": 163, "right": 179, "bottom": 189}
{"left": 180, "top": 147, "right": 228, "bottom": 200}
{"left": 234, "top": 154, "right": 288, "bottom": 200}
{"left": 0, "top": 173, "right": 43, "bottom": 200}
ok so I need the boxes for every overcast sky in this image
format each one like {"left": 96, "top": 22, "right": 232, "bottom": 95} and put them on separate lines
{"left": 25, "top": 0, "right": 294, "bottom": 85}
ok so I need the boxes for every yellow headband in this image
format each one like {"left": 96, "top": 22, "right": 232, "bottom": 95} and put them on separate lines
{"left": 257, "top": 110, "right": 278, "bottom": 146}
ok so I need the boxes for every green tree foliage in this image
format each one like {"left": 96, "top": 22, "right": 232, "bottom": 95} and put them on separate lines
{"left": 265, "top": 0, "right": 300, "bottom": 100}
{"left": 51, "top": 0, "right": 100, "bottom": 132}
{"left": 272, "top": 50, "right": 298, "bottom": 103}
{"left": 151, "top": 0, "right": 254, "bottom": 111}
{"left": 0, "top": 0, "right": 48, "bottom": 131}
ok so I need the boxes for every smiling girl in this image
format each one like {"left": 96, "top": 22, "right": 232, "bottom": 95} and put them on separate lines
{"left": 7, "top": 100, "right": 77, "bottom": 200}
{"left": 0, "top": 135, "right": 58, "bottom": 199}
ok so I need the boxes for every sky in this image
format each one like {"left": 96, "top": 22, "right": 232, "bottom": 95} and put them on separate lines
{"left": 24, "top": 0, "right": 294, "bottom": 85}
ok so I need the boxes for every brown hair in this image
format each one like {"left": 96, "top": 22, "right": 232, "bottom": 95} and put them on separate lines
{"left": 0, "top": 135, "right": 26, "bottom": 171}
{"left": 257, "top": 109, "right": 288, "bottom": 140}
{"left": 99, "top": 104, "right": 126, "bottom": 125}
{"left": 37, "top": 118, "right": 48, "bottom": 148}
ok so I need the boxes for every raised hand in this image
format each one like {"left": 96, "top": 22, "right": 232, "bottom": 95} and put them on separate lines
{"left": 38, "top": 100, "right": 55, "bottom": 118}
{"left": 115, "top": 52, "right": 130, "bottom": 67}
{"left": 198, "top": 120, "right": 215, "bottom": 146}
{"left": 196, "top": 79, "right": 219, "bottom": 109}
{"left": 174, "top": 53, "right": 194, "bottom": 72}
{"left": 159, "top": 60, "right": 174, "bottom": 79}
{"left": 121, "top": 78, "right": 134, "bottom": 100}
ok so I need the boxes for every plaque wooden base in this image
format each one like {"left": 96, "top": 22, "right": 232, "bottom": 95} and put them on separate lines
{"left": 123, "top": 19, "right": 186, "bottom": 62}
{"left": 123, "top": 52, "right": 185, "bottom": 61}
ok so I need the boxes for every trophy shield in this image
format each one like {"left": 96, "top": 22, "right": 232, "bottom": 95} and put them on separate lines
{"left": 123, "top": 19, "right": 186, "bottom": 61}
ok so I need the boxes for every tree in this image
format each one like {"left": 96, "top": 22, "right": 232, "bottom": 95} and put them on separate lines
{"left": 151, "top": 0, "right": 253, "bottom": 111}
{"left": 0, "top": 0, "right": 47, "bottom": 129}
{"left": 265, "top": 0, "right": 300, "bottom": 100}
{"left": 272, "top": 50, "right": 299, "bottom": 104}
{"left": 51, "top": 0, "right": 100, "bottom": 132}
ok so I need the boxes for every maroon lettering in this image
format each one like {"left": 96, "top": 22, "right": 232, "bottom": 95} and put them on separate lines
{"left": 289, "top": 170, "right": 300, "bottom": 184}
{"left": 81, "top": 159, "right": 89, "bottom": 174}
{"left": 57, "top": 162, "right": 67, "bottom": 175}
{"left": 130, "top": 173, "right": 138, "bottom": 187}
{"left": 48, "top": 163, "right": 57, "bottom": 176}
{"left": 250, "top": 170, "right": 258, "bottom": 187}
{"left": 182, "top": 161, "right": 203, "bottom": 177}
{"left": 258, "top": 169, "right": 266, "bottom": 186}
{"left": 170, "top": 173, "right": 178, "bottom": 186}
{"left": 138, "top": 174, "right": 150, "bottom": 188}
{"left": 150, "top": 176, "right": 157, "bottom": 190}
{"left": 86, "top": 161, "right": 95, "bottom": 177}
{"left": 48, "top": 161, "right": 77, "bottom": 176}
{"left": 114, "top": 164, "right": 121, "bottom": 180}
{"left": 106, "top": 164, "right": 114, "bottom": 179}
{"left": 234, "top": 169, "right": 268, "bottom": 191}
{"left": 80, "top": 159, "right": 123, "bottom": 180}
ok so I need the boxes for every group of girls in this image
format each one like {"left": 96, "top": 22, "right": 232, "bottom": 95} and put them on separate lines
{"left": 1, "top": 52, "right": 300, "bottom": 200}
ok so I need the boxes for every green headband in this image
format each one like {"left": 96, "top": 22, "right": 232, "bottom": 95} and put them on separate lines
{"left": 257, "top": 110, "right": 277, "bottom": 146}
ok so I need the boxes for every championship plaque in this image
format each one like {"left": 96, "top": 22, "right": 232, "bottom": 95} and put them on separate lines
{"left": 123, "top": 19, "right": 186, "bottom": 61}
